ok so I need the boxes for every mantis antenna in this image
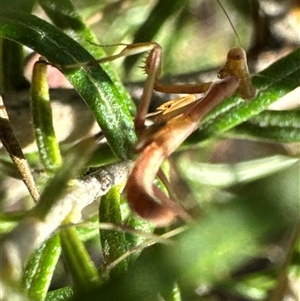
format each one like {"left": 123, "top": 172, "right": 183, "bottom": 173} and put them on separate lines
{"left": 216, "top": 0, "right": 243, "bottom": 46}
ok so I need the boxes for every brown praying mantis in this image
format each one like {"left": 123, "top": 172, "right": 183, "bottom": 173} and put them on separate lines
{"left": 87, "top": 43, "right": 256, "bottom": 227}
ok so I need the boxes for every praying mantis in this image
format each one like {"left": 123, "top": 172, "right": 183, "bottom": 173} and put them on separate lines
{"left": 85, "top": 43, "right": 256, "bottom": 227}
{"left": 21, "top": 3, "right": 257, "bottom": 227}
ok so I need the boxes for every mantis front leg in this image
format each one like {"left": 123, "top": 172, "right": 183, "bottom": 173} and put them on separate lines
{"left": 125, "top": 76, "right": 239, "bottom": 226}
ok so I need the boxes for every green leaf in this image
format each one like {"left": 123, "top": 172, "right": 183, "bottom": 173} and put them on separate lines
{"left": 125, "top": 215, "right": 154, "bottom": 265}
{"left": 21, "top": 234, "right": 61, "bottom": 301}
{"left": 186, "top": 48, "right": 300, "bottom": 144}
{"left": 46, "top": 286, "right": 73, "bottom": 301}
{"left": 60, "top": 224, "right": 102, "bottom": 291}
{"left": 0, "top": 39, "right": 28, "bottom": 92}
{"left": 31, "top": 60, "right": 62, "bottom": 172}
{"left": 37, "top": 0, "right": 135, "bottom": 114}
{"left": 0, "top": 11, "right": 136, "bottom": 159}
{"left": 235, "top": 110, "right": 300, "bottom": 142}
{"left": 99, "top": 186, "right": 128, "bottom": 278}
{"left": 178, "top": 155, "right": 299, "bottom": 188}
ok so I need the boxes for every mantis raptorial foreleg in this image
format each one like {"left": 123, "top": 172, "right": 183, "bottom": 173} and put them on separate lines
{"left": 125, "top": 76, "right": 240, "bottom": 226}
